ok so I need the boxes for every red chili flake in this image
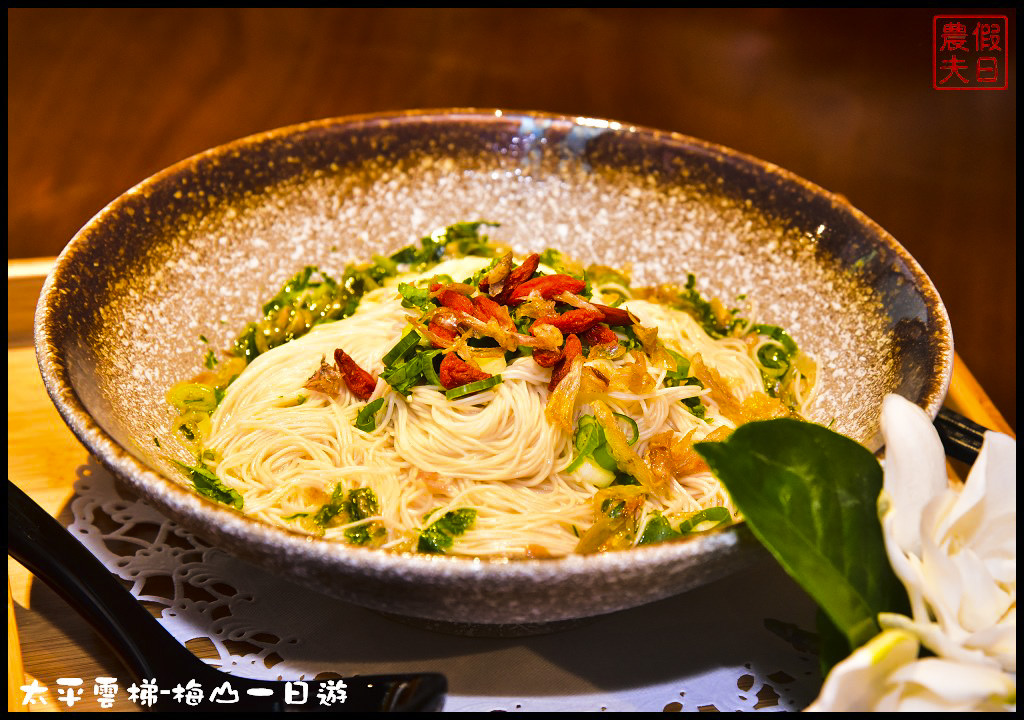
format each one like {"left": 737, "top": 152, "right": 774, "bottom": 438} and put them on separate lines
{"left": 548, "top": 334, "right": 582, "bottom": 391}
{"left": 439, "top": 352, "right": 491, "bottom": 390}
{"left": 533, "top": 307, "right": 603, "bottom": 335}
{"left": 592, "top": 303, "right": 635, "bottom": 327}
{"left": 581, "top": 323, "right": 619, "bottom": 348}
{"left": 472, "top": 295, "right": 516, "bottom": 330}
{"left": 333, "top": 348, "right": 377, "bottom": 400}
{"left": 493, "top": 253, "right": 541, "bottom": 304}
{"left": 507, "top": 274, "right": 586, "bottom": 305}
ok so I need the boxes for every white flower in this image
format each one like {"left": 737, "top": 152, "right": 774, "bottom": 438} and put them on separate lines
{"left": 805, "top": 629, "right": 1016, "bottom": 712}
{"left": 808, "top": 394, "right": 1016, "bottom": 711}
{"left": 877, "top": 395, "right": 1015, "bottom": 672}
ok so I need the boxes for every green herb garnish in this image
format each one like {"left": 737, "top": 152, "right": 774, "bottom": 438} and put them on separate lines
{"left": 670, "top": 274, "right": 744, "bottom": 339}
{"left": 311, "top": 485, "right": 386, "bottom": 546}
{"left": 638, "top": 515, "right": 681, "bottom": 545}
{"left": 172, "top": 459, "right": 243, "bottom": 509}
{"left": 166, "top": 383, "right": 219, "bottom": 413}
{"left": 397, "top": 283, "right": 434, "bottom": 312}
{"left": 675, "top": 506, "right": 731, "bottom": 534}
{"left": 381, "top": 349, "right": 443, "bottom": 395}
{"left": 539, "top": 248, "right": 584, "bottom": 279}
{"left": 382, "top": 329, "right": 423, "bottom": 367}
{"left": 355, "top": 398, "right": 386, "bottom": 432}
{"left": 565, "top": 413, "right": 637, "bottom": 474}
{"left": 417, "top": 508, "right": 478, "bottom": 554}
{"left": 444, "top": 375, "right": 503, "bottom": 400}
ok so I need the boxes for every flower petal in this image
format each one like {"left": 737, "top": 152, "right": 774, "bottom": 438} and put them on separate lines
{"left": 884, "top": 656, "right": 1016, "bottom": 711}
{"left": 879, "top": 394, "right": 948, "bottom": 556}
{"left": 805, "top": 629, "right": 920, "bottom": 711}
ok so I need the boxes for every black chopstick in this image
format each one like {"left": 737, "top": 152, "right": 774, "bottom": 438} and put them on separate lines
{"left": 933, "top": 407, "right": 991, "bottom": 465}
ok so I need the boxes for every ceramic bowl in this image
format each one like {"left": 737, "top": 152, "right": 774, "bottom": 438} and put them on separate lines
{"left": 35, "top": 109, "right": 952, "bottom": 633}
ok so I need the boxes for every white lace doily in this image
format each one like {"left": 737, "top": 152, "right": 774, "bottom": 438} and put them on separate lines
{"left": 69, "top": 463, "right": 823, "bottom": 711}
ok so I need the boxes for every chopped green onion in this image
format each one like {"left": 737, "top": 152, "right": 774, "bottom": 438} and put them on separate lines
{"left": 166, "top": 383, "right": 218, "bottom": 413}
{"left": 566, "top": 414, "right": 635, "bottom": 474}
{"left": 639, "top": 515, "right": 682, "bottom": 545}
{"left": 752, "top": 324, "right": 798, "bottom": 355}
{"left": 677, "top": 506, "right": 732, "bottom": 535}
{"left": 380, "top": 353, "right": 429, "bottom": 395}
{"left": 591, "top": 442, "right": 618, "bottom": 471}
{"left": 355, "top": 398, "right": 386, "bottom": 432}
{"left": 382, "top": 330, "right": 423, "bottom": 367}
{"left": 444, "top": 375, "right": 503, "bottom": 400}
{"left": 421, "top": 352, "right": 443, "bottom": 387}
{"left": 613, "top": 413, "right": 639, "bottom": 445}
{"left": 565, "top": 416, "right": 603, "bottom": 473}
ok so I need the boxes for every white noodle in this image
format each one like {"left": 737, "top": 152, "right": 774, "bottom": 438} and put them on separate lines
{"left": 203, "top": 260, "right": 813, "bottom": 557}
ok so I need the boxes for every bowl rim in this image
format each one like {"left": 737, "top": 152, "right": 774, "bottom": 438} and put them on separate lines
{"left": 33, "top": 107, "right": 954, "bottom": 584}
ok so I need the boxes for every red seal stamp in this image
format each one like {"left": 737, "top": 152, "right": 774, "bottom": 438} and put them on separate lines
{"left": 934, "top": 15, "right": 1009, "bottom": 90}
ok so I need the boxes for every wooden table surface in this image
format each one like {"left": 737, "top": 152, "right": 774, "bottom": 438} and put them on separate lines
{"left": 6, "top": 8, "right": 1016, "bottom": 430}
{"left": 6, "top": 258, "right": 1013, "bottom": 711}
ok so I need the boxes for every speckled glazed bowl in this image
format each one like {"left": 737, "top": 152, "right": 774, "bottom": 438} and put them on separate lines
{"left": 36, "top": 109, "right": 952, "bottom": 632}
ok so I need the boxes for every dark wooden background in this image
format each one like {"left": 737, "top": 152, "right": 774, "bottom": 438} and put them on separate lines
{"left": 8, "top": 8, "right": 1016, "bottom": 428}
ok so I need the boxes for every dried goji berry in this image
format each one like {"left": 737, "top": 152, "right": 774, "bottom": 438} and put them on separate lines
{"left": 533, "top": 307, "right": 603, "bottom": 335}
{"left": 472, "top": 294, "right": 515, "bottom": 330}
{"left": 548, "top": 334, "right": 582, "bottom": 391}
{"left": 581, "top": 323, "right": 619, "bottom": 348}
{"left": 493, "top": 253, "right": 540, "bottom": 304}
{"left": 532, "top": 346, "right": 563, "bottom": 368}
{"left": 507, "top": 274, "right": 586, "bottom": 305}
{"left": 439, "top": 352, "right": 491, "bottom": 390}
{"left": 593, "top": 303, "right": 635, "bottom": 327}
{"left": 427, "top": 319, "right": 456, "bottom": 347}
{"left": 437, "top": 289, "right": 478, "bottom": 318}
{"left": 333, "top": 348, "right": 377, "bottom": 400}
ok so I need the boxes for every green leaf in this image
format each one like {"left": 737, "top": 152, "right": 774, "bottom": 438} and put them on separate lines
{"left": 310, "top": 485, "right": 386, "bottom": 546}
{"left": 417, "top": 508, "right": 477, "bottom": 554}
{"left": 172, "top": 459, "right": 243, "bottom": 510}
{"left": 397, "top": 283, "right": 434, "bottom": 312}
{"left": 817, "top": 608, "right": 852, "bottom": 677}
{"left": 313, "top": 484, "right": 347, "bottom": 528}
{"left": 695, "top": 419, "right": 909, "bottom": 653}
{"left": 751, "top": 323, "right": 798, "bottom": 355}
